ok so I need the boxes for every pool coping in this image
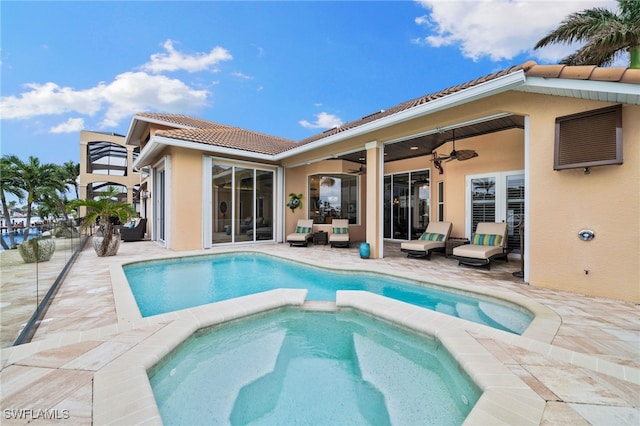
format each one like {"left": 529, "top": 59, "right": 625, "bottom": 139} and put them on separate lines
{"left": 93, "top": 290, "right": 547, "bottom": 425}
{"left": 110, "top": 249, "right": 562, "bottom": 342}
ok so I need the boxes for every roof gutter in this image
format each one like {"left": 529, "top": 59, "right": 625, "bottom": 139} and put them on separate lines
{"left": 273, "top": 70, "right": 527, "bottom": 160}
{"left": 517, "top": 77, "right": 640, "bottom": 105}
{"left": 133, "top": 135, "right": 277, "bottom": 169}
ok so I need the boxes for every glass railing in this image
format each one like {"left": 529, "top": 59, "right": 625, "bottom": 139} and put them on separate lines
{"left": 0, "top": 221, "right": 88, "bottom": 348}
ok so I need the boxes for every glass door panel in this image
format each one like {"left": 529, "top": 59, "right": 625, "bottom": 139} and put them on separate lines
{"left": 412, "top": 170, "right": 430, "bottom": 237}
{"left": 506, "top": 174, "right": 525, "bottom": 254}
{"left": 383, "top": 176, "right": 392, "bottom": 239}
{"left": 255, "top": 169, "right": 274, "bottom": 241}
{"left": 212, "top": 164, "right": 232, "bottom": 244}
{"left": 393, "top": 173, "right": 409, "bottom": 240}
{"left": 235, "top": 167, "right": 254, "bottom": 242}
{"left": 470, "top": 176, "right": 496, "bottom": 237}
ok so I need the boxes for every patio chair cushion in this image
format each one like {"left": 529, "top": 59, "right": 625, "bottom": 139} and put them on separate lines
{"left": 452, "top": 243, "right": 504, "bottom": 260}
{"left": 401, "top": 240, "right": 445, "bottom": 252}
{"left": 295, "top": 226, "right": 312, "bottom": 234}
{"left": 331, "top": 227, "right": 349, "bottom": 234}
{"left": 420, "top": 232, "right": 445, "bottom": 241}
{"left": 472, "top": 233, "right": 503, "bottom": 246}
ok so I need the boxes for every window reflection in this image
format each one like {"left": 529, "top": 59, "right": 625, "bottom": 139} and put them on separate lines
{"left": 308, "top": 174, "right": 358, "bottom": 224}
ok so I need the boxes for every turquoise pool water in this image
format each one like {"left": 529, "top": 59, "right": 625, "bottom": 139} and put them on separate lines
{"left": 149, "top": 309, "right": 481, "bottom": 425}
{"left": 124, "top": 252, "right": 532, "bottom": 334}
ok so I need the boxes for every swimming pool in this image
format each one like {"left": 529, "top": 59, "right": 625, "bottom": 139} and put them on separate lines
{"left": 124, "top": 252, "right": 532, "bottom": 334}
{"left": 149, "top": 308, "right": 481, "bottom": 425}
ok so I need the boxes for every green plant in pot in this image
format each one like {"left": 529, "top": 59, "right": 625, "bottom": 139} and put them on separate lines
{"left": 68, "top": 186, "right": 136, "bottom": 257}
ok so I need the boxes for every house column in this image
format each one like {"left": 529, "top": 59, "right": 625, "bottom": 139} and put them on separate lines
{"left": 365, "top": 141, "right": 383, "bottom": 258}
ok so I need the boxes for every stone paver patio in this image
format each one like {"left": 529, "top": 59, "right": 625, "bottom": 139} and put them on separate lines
{"left": 1, "top": 239, "right": 638, "bottom": 425}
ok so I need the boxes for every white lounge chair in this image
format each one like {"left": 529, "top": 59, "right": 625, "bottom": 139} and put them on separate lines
{"left": 400, "top": 221, "right": 452, "bottom": 259}
{"left": 286, "top": 219, "right": 314, "bottom": 247}
{"left": 329, "top": 219, "right": 350, "bottom": 248}
{"left": 452, "top": 222, "right": 509, "bottom": 270}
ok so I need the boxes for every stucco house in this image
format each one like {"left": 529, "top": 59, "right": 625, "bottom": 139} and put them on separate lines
{"left": 122, "top": 61, "right": 639, "bottom": 303}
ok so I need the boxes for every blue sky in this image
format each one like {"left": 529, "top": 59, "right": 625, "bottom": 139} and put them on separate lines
{"left": 1, "top": 0, "right": 621, "bottom": 166}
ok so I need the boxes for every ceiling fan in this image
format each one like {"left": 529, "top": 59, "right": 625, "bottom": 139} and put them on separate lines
{"left": 437, "top": 129, "right": 479, "bottom": 162}
{"left": 349, "top": 164, "right": 366, "bottom": 175}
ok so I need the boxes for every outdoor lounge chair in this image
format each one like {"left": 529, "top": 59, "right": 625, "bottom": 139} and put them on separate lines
{"left": 329, "top": 219, "right": 350, "bottom": 248}
{"left": 286, "top": 219, "right": 314, "bottom": 247}
{"left": 452, "top": 222, "right": 508, "bottom": 270}
{"left": 400, "top": 221, "right": 452, "bottom": 259}
{"left": 120, "top": 218, "right": 147, "bottom": 242}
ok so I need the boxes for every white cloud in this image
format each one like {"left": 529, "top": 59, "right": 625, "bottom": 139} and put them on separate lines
{"left": 231, "top": 71, "right": 254, "bottom": 80}
{"left": 50, "top": 117, "right": 85, "bottom": 133}
{"left": 0, "top": 82, "right": 103, "bottom": 119}
{"left": 414, "top": 0, "right": 617, "bottom": 62}
{"left": 99, "top": 72, "right": 209, "bottom": 127}
{"left": 141, "top": 39, "right": 232, "bottom": 74}
{"left": 299, "top": 112, "right": 343, "bottom": 130}
{"left": 0, "top": 72, "right": 209, "bottom": 128}
{"left": 0, "top": 41, "right": 227, "bottom": 130}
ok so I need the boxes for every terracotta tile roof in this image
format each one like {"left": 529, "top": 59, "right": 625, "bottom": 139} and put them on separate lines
{"left": 523, "top": 61, "right": 640, "bottom": 84}
{"left": 155, "top": 127, "right": 298, "bottom": 155}
{"left": 297, "top": 62, "right": 533, "bottom": 146}
{"left": 135, "top": 112, "right": 232, "bottom": 130}
{"left": 139, "top": 61, "right": 638, "bottom": 156}
{"left": 297, "top": 61, "right": 639, "bottom": 146}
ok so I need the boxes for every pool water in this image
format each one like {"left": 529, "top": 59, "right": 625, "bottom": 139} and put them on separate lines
{"left": 124, "top": 252, "right": 532, "bottom": 334}
{"left": 149, "top": 309, "right": 481, "bottom": 425}
{"left": 1, "top": 230, "right": 42, "bottom": 250}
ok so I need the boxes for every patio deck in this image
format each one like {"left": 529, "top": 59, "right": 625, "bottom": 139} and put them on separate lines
{"left": 1, "top": 240, "right": 638, "bottom": 425}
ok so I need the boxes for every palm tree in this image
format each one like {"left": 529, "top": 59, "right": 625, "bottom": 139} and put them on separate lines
{"left": 534, "top": 0, "right": 640, "bottom": 68}
{"left": 68, "top": 186, "right": 136, "bottom": 256}
{"left": 61, "top": 161, "right": 80, "bottom": 199}
{"left": 0, "top": 155, "right": 24, "bottom": 249}
{"left": 12, "top": 156, "right": 67, "bottom": 241}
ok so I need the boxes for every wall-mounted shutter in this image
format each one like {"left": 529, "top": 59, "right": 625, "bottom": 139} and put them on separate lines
{"left": 554, "top": 105, "right": 622, "bottom": 170}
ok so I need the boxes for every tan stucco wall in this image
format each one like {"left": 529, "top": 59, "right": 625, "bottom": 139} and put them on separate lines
{"left": 166, "top": 147, "right": 204, "bottom": 251}
{"left": 526, "top": 103, "right": 639, "bottom": 303}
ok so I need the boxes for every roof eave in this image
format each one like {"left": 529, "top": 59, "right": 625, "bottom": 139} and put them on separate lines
{"left": 516, "top": 77, "right": 640, "bottom": 105}
{"left": 274, "top": 70, "right": 527, "bottom": 161}
{"left": 124, "top": 114, "right": 199, "bottom": 147}
{"left": 133, "top": 135, "right": 277, "bottom": 169}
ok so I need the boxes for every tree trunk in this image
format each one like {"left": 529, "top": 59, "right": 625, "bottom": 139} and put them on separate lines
{"left": 630, "top": 45, "right": 640, "bottom": 69}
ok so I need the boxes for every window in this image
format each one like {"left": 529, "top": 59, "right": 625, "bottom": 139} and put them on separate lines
{"left": 308, "top": 174, "right": 358, "bottom": 224}
{"left": 554, "top": 105, "right": 622, "bottom": 170}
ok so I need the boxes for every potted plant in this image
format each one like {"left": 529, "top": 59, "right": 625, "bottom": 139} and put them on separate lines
{"left": 68, "top": 187, "right": 136, "bottom": 257}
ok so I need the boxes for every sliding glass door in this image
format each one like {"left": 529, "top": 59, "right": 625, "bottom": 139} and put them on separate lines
{"left": 383, "top": 170, "right": 430, "bottom": 241}
{"left": 211, "top": 161, "right": 274, "bottom": 244}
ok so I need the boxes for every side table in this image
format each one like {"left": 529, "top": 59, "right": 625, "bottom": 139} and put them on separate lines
{"left": 313, "top": 231, "right": 328, "bottom": 245}
{"left": 445, "top": 238, "right": 469, "bottom": 257}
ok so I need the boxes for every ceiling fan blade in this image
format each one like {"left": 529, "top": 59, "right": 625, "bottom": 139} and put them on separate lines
{"left": 454, "top": 150, "right": 479, "bottom": 161}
